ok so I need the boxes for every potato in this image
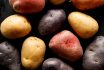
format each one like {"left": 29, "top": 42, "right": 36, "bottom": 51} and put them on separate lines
{"left": 83, "top": 36, "right": 104, "bottom": 70}
{"left": 0, "top": 14, "right": 31, "bottom": 39}
{"left": 38, "top": 9, "right": 66, "bottom": 35}
{"left": 21, "top": 36, "right": 46, "bottom": 69}
{"left": 49, "top": 30, "right": 83, "bottom": 62}
{"left": 9, "top": 0, "right": 45, "bottom": 13}
{"left": 0, "top": 41, "right": 21, "bottom": 70}
{"left": 49, "top": 0, "right": 66, "bottom": 5}
{"left": 42, "top": 58, "right": 74, "bottom": 70}
{"left": 68, "top": 12, "right": 99, "bottom": 39}
{"left": 72, "top": 0, "right": 104, "bottom": 10}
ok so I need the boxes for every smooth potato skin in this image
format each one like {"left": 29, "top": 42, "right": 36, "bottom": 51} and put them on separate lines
{"left": 0, "top": 41, "right": 21, "bottom": 70}
{"left": 0, "top": 14, "right": 31, "bottom": 39}
{"left": 38, "top": 9, "right": 66, "bottom": 35}
{"left": 83, "top": 36, "right": 104, "bottom": 70}
{"left": 68, "top": 12, "right": 99, "bottom": 39}
{"left": 21, "top": 36, "right": 46, "bottom": 69}
{"left": 42, "top": 58, "right": 74, "bottom": 70}
{"left": 9, "top": 0, "right": 45, "bottom": 13}
{"left": 72, "top": 0, "right": 104, "bottom": 10}
{"left": 49, "top": 30, "right": 83, "bottom": 62}
{"left": 50, "top": 0, "right": 66, "bottom": 5}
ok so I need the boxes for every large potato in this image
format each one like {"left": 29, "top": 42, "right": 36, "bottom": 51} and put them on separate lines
{"left": 42, "top": 58, "right": 74, "bottom": 70}
{"left": 72, "top": 0, "right": 104, "bottom": 10}
{"left": 0, "top": 41, "right": 21, "bottom": 70}
{"left": 0, "top": 14, "right": 31, "bottom": 39}
{"left": 21, "top": 36, "right": 46, "bottom": 69}
{"left": 49, "top": 30, "right": 83, "bottom": 62}
{"left": 68, "top": 12, "right": 99, "bottom": 39}
{"left": 83, "top": 36, "right": 104, "bottom": 70}
{"left": 9, "top": 0, "right": 45, "bottom": 13}
{"left": 38, "top": 9, "right": 66, "bottom": 35}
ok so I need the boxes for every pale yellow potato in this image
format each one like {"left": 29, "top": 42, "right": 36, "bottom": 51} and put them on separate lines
{"left": 50, "top": 0, "right": 66, "bottom": 5}
{"left": 68, "top": 12, "right": 99, "bottom": 39}
{"left": 0, "top": 14, "right": 31, "bottom": 39}
{"left": 21, "top": 36, "right": 46, "bottom": 70}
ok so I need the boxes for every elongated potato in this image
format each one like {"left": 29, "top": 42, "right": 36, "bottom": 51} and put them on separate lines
{"left": 68, "top": 12, "right": 99, "bottom": 39}
{"left": 21, "top": 36, "right": 46, "bottom": 69}
{"left": 0, "top": 14, "right": 31, "bottom": 39}
{"left": 72, "top": 0, "right": 104, "bottom": 10}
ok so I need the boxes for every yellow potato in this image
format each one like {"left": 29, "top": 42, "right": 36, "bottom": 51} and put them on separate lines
{"left": 0, "top": 14, "right": 31, "bottom": 39}
{"left": 21, "top": 36, "right": 46, "bottom": 70}
{"left": 50, "top": 0, "right": 66, "bottom": 5}
{"left": 68, "top": 12, "right": 99, "bottom": 39}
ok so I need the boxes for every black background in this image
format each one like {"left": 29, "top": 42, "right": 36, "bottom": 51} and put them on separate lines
{"left": 0, "top": 0, "right": 104, "bottom": 70}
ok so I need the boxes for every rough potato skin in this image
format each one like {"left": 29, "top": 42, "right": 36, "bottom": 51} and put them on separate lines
{"left": 21, "top": 36, "right": 46, "bottom": 70}
{"left": 42, "top": 58, "right": 74, "bottom": 70}
{"left": 72, "top": 0, "right": 104, "bottom": 10}
{"left": 9, "top": 0, "right": 45, "bottom": 13}
{"left": 0, "top": 41, "right": 21, "bottom": 70}
{"left": 38, "top": 9, "right": 66, "bottom": 35}
{"left": 49, "top": 30, "right": 83, "bottom": 62}
{"left": 83, "top": 36, "right": 104, "bottom": 70}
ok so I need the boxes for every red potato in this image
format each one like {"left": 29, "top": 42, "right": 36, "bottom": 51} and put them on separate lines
{"left": 9, "top": 0, "right": 45, "bottom": 14}
{"left": 72, "top": 0, "right": 104, "bottom": 10}
{"left": 49, "top": 30, "right": 83, "bottom": 62}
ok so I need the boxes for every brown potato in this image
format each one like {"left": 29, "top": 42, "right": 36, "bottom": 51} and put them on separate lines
{"left": 0, "top": 14, "right": 31, "bottom": 39}
{"left": 72, "top": 0, "right": 104, "bottom": 10}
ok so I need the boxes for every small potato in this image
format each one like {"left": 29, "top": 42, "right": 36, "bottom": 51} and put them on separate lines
{"left": 42, "top": 58, "right": 74, "bottom": 70}
{"left": 49, "top": 30, "right": 83, "bottom": 62}
{"left": 68, "top": 12, "right": 99, "bottom": 39}
{"left": 0, "top": 41, "right": 21, "bottom": 70}
{"left": 83, "top": 36, "right": 104, "bottom": 70}
{"left": 0, "top": 14, "right": 31, "bottom": 39}
{"left": 72, "top": 0, "right": 104, "bottom": 10}
{"left": 21, "top": 36, "right": 46, "bottom": 70}
{"left": 38, "top": 9, "right": 66, "bottom": 35}
{"left": 49, "top": 0, "right": 66, "bottom": 5}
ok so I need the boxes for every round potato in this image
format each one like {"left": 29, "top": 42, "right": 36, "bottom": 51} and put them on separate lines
{"left": 68, "top": 12, "right": 99, "bottom": 39}
{"left": 0, "top": 14, "right": 31, "bottom": 39}
{"left": 21, "top": 36, "right": 46, "bottom": 70}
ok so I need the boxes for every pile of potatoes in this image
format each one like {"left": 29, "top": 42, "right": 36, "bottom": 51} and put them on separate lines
{"left": 0, "top": 0, "right": 104, "bottom": 70}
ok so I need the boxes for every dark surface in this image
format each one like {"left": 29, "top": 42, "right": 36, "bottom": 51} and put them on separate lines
{"left": 0, "top": 0, "right": 104, "bottom": 70}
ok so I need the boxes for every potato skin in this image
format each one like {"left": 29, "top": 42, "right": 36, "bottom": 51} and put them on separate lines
{"left": 68, "top": 12, "right": 99, "bottom": 39}
{"left": 0, "top": 14, "right": 31, "bottom": 39}
{"left": 42, "top": 58, "right": 74, "bottom": 70}
{"left": 72, "top": 0, "right": 104, "bottom": 10}
{"left": 9, "top": 0, "right": 45, "bottom": 13}
{"left": 38, "top": 9, "right": 66, "bottom": 35}
{"left": 21, "top": 36, "right": 46, "bottom": 69}
{"left": 49, "top": 30, "right": 83, "bottom": 62}
{"left": 50, "top": 0, "right": 66, "bottom": 5}
{"left": 0, "top": 41, "right": 21, "bottom": 70}
{"left": 83, "top": 36, "right": 104, "bottom": 70}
